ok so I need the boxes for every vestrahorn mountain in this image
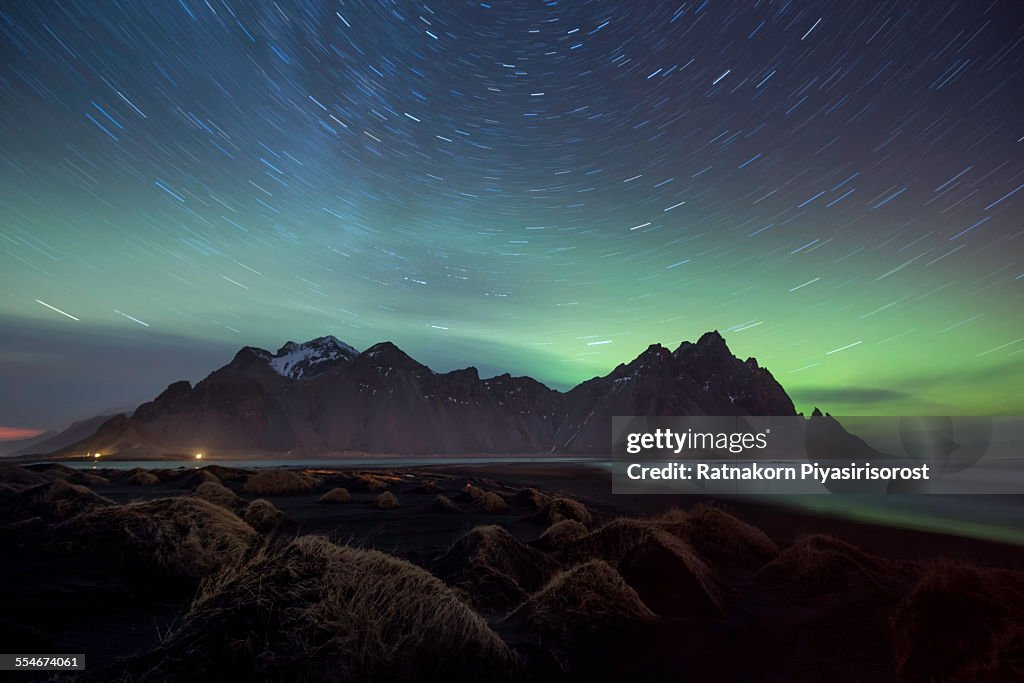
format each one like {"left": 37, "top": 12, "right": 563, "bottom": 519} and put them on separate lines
{"left": 45, "top": 331, "right": 796, "bottom": 457}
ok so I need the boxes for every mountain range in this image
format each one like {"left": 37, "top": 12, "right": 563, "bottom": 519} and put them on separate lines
{"left": 31, "top": 331, "right": 797, "bottom": 457}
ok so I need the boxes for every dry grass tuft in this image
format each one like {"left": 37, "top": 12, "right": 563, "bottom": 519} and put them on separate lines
{"left": 191, "top": 481, "right": 239, "bottom": 509}
{"left": 408, "top": 479, "right": 443, "bottom": 494}
{"left": 436, "top": 525, "right": 558, "bottom": 611}
{"left": 536, "top": 519, "right": 589, "bottom": 550}
{"left": 462, "top": 483, "right": 485, "bottom": 500}
{"left": 433, "top": 494, "right": 461, "bottom": 513}
{"left": 242, "top": 498, "right": 288, "bottom": 533}
{"left": 511, "top": 487, "right": 552, "bottom": 510}
{"left": 111, "top": 535, "right": 516, "bottom": 682}
{"left": 560, "top": 517, "right": 722, "bottom": 617}
{"left": 649, "top": 504, "right": 778, "bottom": 574}
{"left": 352, "top": 473, "right": 391, "bottom": 492}
{"left": 507, "top": 559, "right": 656, "bottom": 635}
{"left": 3, "top": 479, "right": 114, "bottom": 521}
{"left": 376, "top": 491, "right": 400, "bottom": 509}
{"left": 757, "top": 534, "right": 916, "bottom": 604}
{"left": 502, "top": 560, "right": 657, "bottom": 675}
{"left": 534, "top": 497, "right": 592, "bottom": 526}
{"left": 176, "top": 469, "right": 221, "bottom": 488}
{"left": 242, "top": 469, "right": 319, "bottom": 496}
{"left": 318, "top": 487, "right": 351, "bottom": 504}
{"left": 126, "top": 470, "right": 160, "bottom": 486}
{"left": 31, "top": 463, "right": 110, "bottom": 487}
{"left": 53, "top": 496, "right": 258, "bottom": 578}
{"left": 752, "top": 534, "right": 921, "bottom": 681}
{"left": 892, "top": 560, "right": 1024, "bottom": 682}
{"left": 477, "top": 491, "right": 508, "bottom": 513}
{"left": 0, "top": 463, "right": 48, "bottom": 489}
{"left": 198, "top": 465, "right": 249, "bottom": 482}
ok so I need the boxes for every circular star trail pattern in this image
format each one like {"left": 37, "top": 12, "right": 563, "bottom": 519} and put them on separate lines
{"left": 1, "top": 0, "right": 1023, "bottom": 425}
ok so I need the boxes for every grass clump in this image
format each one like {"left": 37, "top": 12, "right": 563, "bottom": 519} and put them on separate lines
{"left": 651, "top": 504, "right": 778, "bottom": 574}
{"left": 242, "top": 470, "right": 318, "bottom": 496}
{"left": 433, "top": 495, "right": 460, "bottom": 513}
{"left": 561, "top": 517, "right": 721, "bottom": 618}
{"left": 3, "top": 479, "right": 114, "bottom": 521}
{"left": 436, "top": 525, "right": 558, "bottom": 611}
{"left": 376, "top": 491, "right": 400, "bottom": 509}
{"left": 535, "top": 519, "right": 589, "bottom": 550}
{"left": 318, "top": 487, "right": 351, "bottom": 504}
{"left": 477, "top": 491, "right": 508, "bottom": 513}
{"left": 0, "top": 463, "right": 48, "bottom": 489}
{"left": 53, "top": 496, "right": 258, "bottom": 579}
{"left": 502, "top": 560, "right": 657, "bottom": 677}
{"left": 892, "top": 560, "right": 1024, "bottom": 683}
{"left": 110, "top": 535, "right": 516, "bottom": 682}
{"left": 191, "top": 481, "right": 239, "bottom": 509}
{"left": 242, "top": 498, "right": 289, "bottom": 533}
{"left": 534, "top": 497, "right": 592, "bottom": 526}
{"left": 126, "top": 470, "right": 160, "bottom": 486}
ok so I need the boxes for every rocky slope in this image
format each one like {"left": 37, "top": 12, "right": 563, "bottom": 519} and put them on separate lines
{"left": 48, "top": 331, "right": 795, "bottom": 456}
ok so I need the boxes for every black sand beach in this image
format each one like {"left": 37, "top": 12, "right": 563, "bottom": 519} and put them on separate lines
{"left": 2, "top": 460, "right": 1022, "bottom": 681}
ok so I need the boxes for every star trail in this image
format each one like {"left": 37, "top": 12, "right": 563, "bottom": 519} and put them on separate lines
{"left": 1, "top": 0, "right": 1023, "bottom": 429}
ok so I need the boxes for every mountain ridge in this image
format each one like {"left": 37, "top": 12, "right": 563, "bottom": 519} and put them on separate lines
{"left": 37, "top": 331, "right": 796, "bottom": 457}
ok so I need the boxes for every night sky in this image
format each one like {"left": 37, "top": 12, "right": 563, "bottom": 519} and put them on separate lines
{"left": 1, "top": 0, "right": 1023, "bottom": 433}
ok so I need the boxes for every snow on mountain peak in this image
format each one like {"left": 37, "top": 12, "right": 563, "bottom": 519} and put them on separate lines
{"left": 268, "top": 336, "right": 358, "bottom": 379}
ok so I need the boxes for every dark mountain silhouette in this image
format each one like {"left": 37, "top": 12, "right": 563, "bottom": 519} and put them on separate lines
{"left": 41, "top": 331, "right": 796, "bottom": 457}
{"left": 0, "top": 430, "right": 57, "bottom": 457}
{"left": 1, "top": 413, "right": 125, "bottom": 458}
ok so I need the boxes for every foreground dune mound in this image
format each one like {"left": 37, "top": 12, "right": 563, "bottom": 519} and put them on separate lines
{"left": 758, "top": 534, "right": 918, "bottom": 604}
{"left": 653, "top": 505, "right": 779, "bottom": 575}
{"left": 535, "top": 519, "right": 590, "bottom": 550}
{"left": 108, "top": 535, "right": 516, "bottom": 683}
{"left": 349, "top": 472, "right": 393, "bottom": 492}
{"left": 433, "top": 494, "right": 461, "bottom": 513}
{"left": 243, "top": 469, "right": 319, "bottom": 495}
{"left": 126, "top": 468, "right": 160, "bottom": 486}
{"left": 376, "top": 490, "right": 401, "bottom": 508}
{"left": 191, "top": 481, "right": 240, "bottom": 509}
{"left": 502, "top": 560, "right": 659, "bottom": 678}
{"left": 476, "top": 491, "right": 508, "bottom": 512}
{"left": 435, "top": 525, "right": 559, "bottom": 611}
{"left": 2, "top": 479, "right": 114, "bottom": 522}
{"left": 172, "top": 468, "right": 221, "bottom": 488}
{"left": 561, "top": 518, "right": 722, "bottom": 618}
{"left": 0, "top": 463, "right": 49, "bottom": 489}
{"left": 318, "top": 486, "right": 351, "bottom": 503}
{"left": 750, "top": 534, "right": 920, "bottom": 681}
{"left": 892, "top": 561, "right": 1024, "bottom": 682}
{"left": 53, "top": 496, "right": 258, "bottom": 579}
{"left": 532, "top": 496, "right": 592, "bottom": 526}
{"left": 511, "top": 487, "right": 552, "bottom": 510}
{"left": 196, "top": 465, "right": 249, "bottom": 483}
{"left": 28, "top": 463, "right": 110, "bottom": 487}
{"left": 242, "top": 498, "right": 290, "bottom": 533}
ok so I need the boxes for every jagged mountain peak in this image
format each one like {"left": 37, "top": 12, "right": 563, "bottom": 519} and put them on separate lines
{"left": 360, "top": 341, "right": 420, "bottom": 364}
{"left": 267, "top": 336, "right": 359, "bottom": 380}
{"left": 276, "top": 335, "right": 355, "bottom": 356}
{"left": 58, "top": 330, "right": 799, "bottom": 457}
{"left": 675, "top": 329, "right": 730, "bottom": 358}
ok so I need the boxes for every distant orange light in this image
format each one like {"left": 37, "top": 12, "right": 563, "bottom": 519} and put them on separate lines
{"left": 195, "top": 453, "right": 204, "bottom": 460}
{"left": 93, "top": 453, "right": 101, "bottom": 458}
